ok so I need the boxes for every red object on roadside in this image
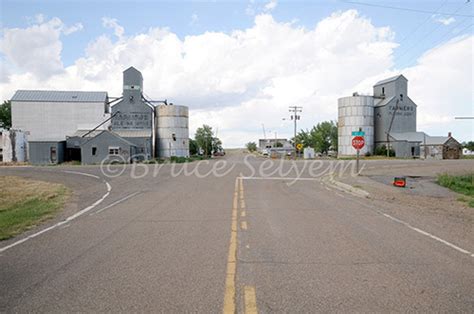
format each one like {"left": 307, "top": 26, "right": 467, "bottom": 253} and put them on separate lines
{"left": 352, "top": 136, "right": 365, "bottom": 150}
{"left": 393, "top": 177, "right": 406, "bottom": 187}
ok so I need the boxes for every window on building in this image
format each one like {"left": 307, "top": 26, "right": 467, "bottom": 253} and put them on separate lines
{"left": 400, "top": 94, "right": 403, "bottom": 101}
{"left": 92, "top": 147, "right": 97, "bottom": 156}
{"left": 109, "top": 147, "right": 120, "bottom": 155}
{"left": 382, "top": 87, "right": 385, "bottom": 95}
{"left": 172, "top": 133, "right": 177, "bottom": 141}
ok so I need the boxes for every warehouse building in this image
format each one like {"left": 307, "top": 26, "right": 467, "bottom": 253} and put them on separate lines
{"left": 338, "top": 75, "right": 462, "bottom": 159}
{"left": 10, "top": 66, "right": 189, "bottom": 164}
{"left": 12, "top": 90, "right": 110, "bottom": 141}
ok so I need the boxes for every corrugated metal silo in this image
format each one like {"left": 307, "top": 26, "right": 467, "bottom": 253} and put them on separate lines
{"left": 337, "top": 96, "right": 374, "bottom": 156}
{"left": 155, "top": 105, "right": 189, "bottom": 158}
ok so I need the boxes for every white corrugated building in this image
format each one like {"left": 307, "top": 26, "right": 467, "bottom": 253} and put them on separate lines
{"left": 11, "top": 90, "right": 110, "bottom": 141}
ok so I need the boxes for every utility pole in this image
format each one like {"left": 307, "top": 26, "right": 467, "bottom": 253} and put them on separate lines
{"left": 289, "top": 106, "right": 302, "bottom": 157}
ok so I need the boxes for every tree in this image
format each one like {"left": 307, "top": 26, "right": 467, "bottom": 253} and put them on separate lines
{"left": 246, "top": 142, "right": 257, "bottom": 152}
{"left": 212, "top": 137, "right": 223, "bottom": 153}
{"left": 463, "top": 141, "right": 474, "bottom": 151}
{"left": 0, "top": 101, "right": 11, "bottom": 128}
{"left": 294, "top": 121, "right": 338, "bottom": 154}
{"left": 189, "top": 138, "right": 199, "bottom": 155}
{"left": 294, "top": 129, "right": 313, "bottom": 148}
{"left": 275, "top": 141, "right": 283, "bottom": 148}
{"left": 194, "top": 125, "right": 223, "bottom": 156}
{"left": 195, "top": 125, "right": 214, "bottom": 156}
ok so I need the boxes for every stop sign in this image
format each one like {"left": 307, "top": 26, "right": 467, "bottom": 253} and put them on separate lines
{"left": 352, "top": 136, "right": 365, "bottom": 150}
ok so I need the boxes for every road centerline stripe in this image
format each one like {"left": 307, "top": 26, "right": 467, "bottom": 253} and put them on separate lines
{"left": 223, "top": 177, "right": 240, "bottom": 313}
{"left": 244, "top": 286, "right": 258, "bottom": 314}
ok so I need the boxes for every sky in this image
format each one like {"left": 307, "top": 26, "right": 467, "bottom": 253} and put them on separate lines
{"left": 0, "top": 0, "right": 473, "bottom": 146}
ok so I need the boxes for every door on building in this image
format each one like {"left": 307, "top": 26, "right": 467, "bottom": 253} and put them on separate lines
{"left": 50, "top": 147, "right": 57, "bottom": 163}
{"left": 66, "top": 148, "right": 81, "bottom": 162}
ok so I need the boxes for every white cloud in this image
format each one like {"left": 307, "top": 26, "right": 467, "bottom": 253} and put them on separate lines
{"left": 0, "top": 16, "right": 83, "bottom": 80}
{"left": 245, "top": 0, "right": 256, "bottom": 16}
{"left": 190, "top": 13, "right": 199, "bottom": 26}
{"left": 0, "top": 10, "right": 471, "bottom": 145}
{"left": 436, "top": 16, "right": 456, "bottom": 26}
{"left": 264, "top": 0, "right": 278, "bottom": 12}
{"left": 102, "top": 17, "right": 124, "bottom": 39}
{"left": 63, "top": 22, "right": 84, "bottom": 35}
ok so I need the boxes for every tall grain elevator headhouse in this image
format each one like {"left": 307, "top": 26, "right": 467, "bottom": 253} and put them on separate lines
{"left": 337, "top": 75, "right": 461, "bottom": 159}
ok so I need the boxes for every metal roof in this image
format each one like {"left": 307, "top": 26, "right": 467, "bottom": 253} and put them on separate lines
{"left": 389, "top": 132, "right": 427, "bottom": 142}
{"left": 424, "top": 136, "right": 450, "bottom": 145}
{"left": 390, "top": 132, "right": 452, "bottom": 145}
{"left": 70, "top": 129, "right": 106, "bottom": 138}
{"left": 374, "top": 75, "right": 407, "bottom": 86}
{"left": 374, "top": 96, "right": 395, "bottom": 107}
{"left": 11, "top": 90, "right": 108, "bottom": 103}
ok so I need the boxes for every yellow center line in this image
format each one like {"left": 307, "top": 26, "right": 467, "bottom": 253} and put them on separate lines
{"left": 241, "top": 221, "right": 248, "bottom": 230}
{"left": 241, "top": 210, "right": 246, "bottom": 217}
{"left": 223, "top": 177, "right": 240, "bottom": 314}
{"left": 244, "top": 286, "right": 258, "bottom": 314}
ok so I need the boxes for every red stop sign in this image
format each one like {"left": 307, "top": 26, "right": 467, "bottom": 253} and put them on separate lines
{"left": 352, "top": 136, "right": 365, "bottom": 150}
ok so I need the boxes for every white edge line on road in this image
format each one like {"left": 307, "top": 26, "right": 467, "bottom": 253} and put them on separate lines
{"left": 241, "top": 176, "right": 321, "bottom": 181}
{"left": 63, "top": 170, "right": 100, "bottom": 179}
{"left": 91, "top": 191, "right": 140, "bottom": 215}
{"left": 0, "top": 172, "right": 111, "bottom": 254}
{"left": 382, "top": 213, "right": 474, "bottom": 258}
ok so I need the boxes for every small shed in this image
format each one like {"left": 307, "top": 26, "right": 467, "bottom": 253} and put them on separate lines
{"left": 80, "top": 130, "right": 137, "bottom": 164}
{"left": 421, "top": 136, "right": 462, "bottom": 160}
{"left": 29, "top": 140, "right": 66, "bottom": 165}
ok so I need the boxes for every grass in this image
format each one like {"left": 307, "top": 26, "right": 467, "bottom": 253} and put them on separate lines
{"left": 437, "top": 173, "right": 474, "bottom": 208}
{"left": 144, "top": 155, "right": 210, "bottom": 164}
{"left": 0, "top": 176, "right": 70, "bottom": 240}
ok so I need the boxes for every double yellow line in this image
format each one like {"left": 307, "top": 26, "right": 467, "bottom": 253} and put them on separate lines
{"left": 223, "top": 177, "right": 258, "bottom": 314}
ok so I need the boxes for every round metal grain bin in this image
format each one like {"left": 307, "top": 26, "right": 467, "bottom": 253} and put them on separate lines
{"left": 155, "top": 105, "right": 189, "bottom": 158}
{"left": 337, "top": 96, "right": 374, "bottom": 157}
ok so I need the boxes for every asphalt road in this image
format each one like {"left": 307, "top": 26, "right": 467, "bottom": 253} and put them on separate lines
{"left": 0, "top": 152, "right": 473, "bottom": 312}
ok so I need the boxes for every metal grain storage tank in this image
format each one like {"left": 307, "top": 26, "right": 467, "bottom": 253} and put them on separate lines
{"left": 337, "top": 95, "right": 374, "bottom": 157}
{"left": 155, "top": 105, "right": 189, "bottom": 158}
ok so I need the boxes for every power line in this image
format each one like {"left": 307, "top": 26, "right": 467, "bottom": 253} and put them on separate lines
{"left": 396, "top": 0, "right": 449, "bottom": 45}
{"left": 343, "top": 0, "right": 474, "bottom": 17}
{"left": 394, "top": 1, "right": 470, "bottom": 66}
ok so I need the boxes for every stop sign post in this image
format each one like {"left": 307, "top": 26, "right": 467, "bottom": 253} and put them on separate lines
{"left": 352, "top": 134, "right": 365, "bottom": 174}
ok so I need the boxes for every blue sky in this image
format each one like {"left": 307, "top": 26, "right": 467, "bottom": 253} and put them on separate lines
{"left": 1, "top": 0, "right": 472, "bottom": 145}
{"left": 2, "top": 0, "right": 472, "bottom": 69}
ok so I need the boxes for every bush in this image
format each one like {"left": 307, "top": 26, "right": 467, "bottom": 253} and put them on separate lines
{"left": 246, "top": 142, "right": 257, "bottom": 152}
{"left": 170, "top": 156, "right": 187, "bottom": 163}
{"left": 374, "top": 145, "right": 395, "bottom": 157}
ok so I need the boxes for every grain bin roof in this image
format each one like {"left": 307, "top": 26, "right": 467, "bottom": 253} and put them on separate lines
{"left": 11, "top": 90, "right": 108, "bottom": 103}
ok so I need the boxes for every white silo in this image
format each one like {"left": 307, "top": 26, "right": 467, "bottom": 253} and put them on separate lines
{"left": 337, "top": 95, "right": 374, "bottom": 157}
{"left": 155, "top": 105, "right": 190, "bottom": 158}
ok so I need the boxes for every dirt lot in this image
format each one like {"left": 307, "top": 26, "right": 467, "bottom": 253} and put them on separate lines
{"left": 341, "top": 159, "right": 474, "bottom": 252}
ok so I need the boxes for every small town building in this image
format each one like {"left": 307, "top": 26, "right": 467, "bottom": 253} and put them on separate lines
{"left": 258, "top": 138, "right": 291, "bottom": 151}
{"left": 29, "top": 140, "right": 66, "bottom": 165}
{"left": 79, "top": 130, "right": 138, "bottom": 164}
{"left": 421, "top": 135, "right": 462, "bottom": 160}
